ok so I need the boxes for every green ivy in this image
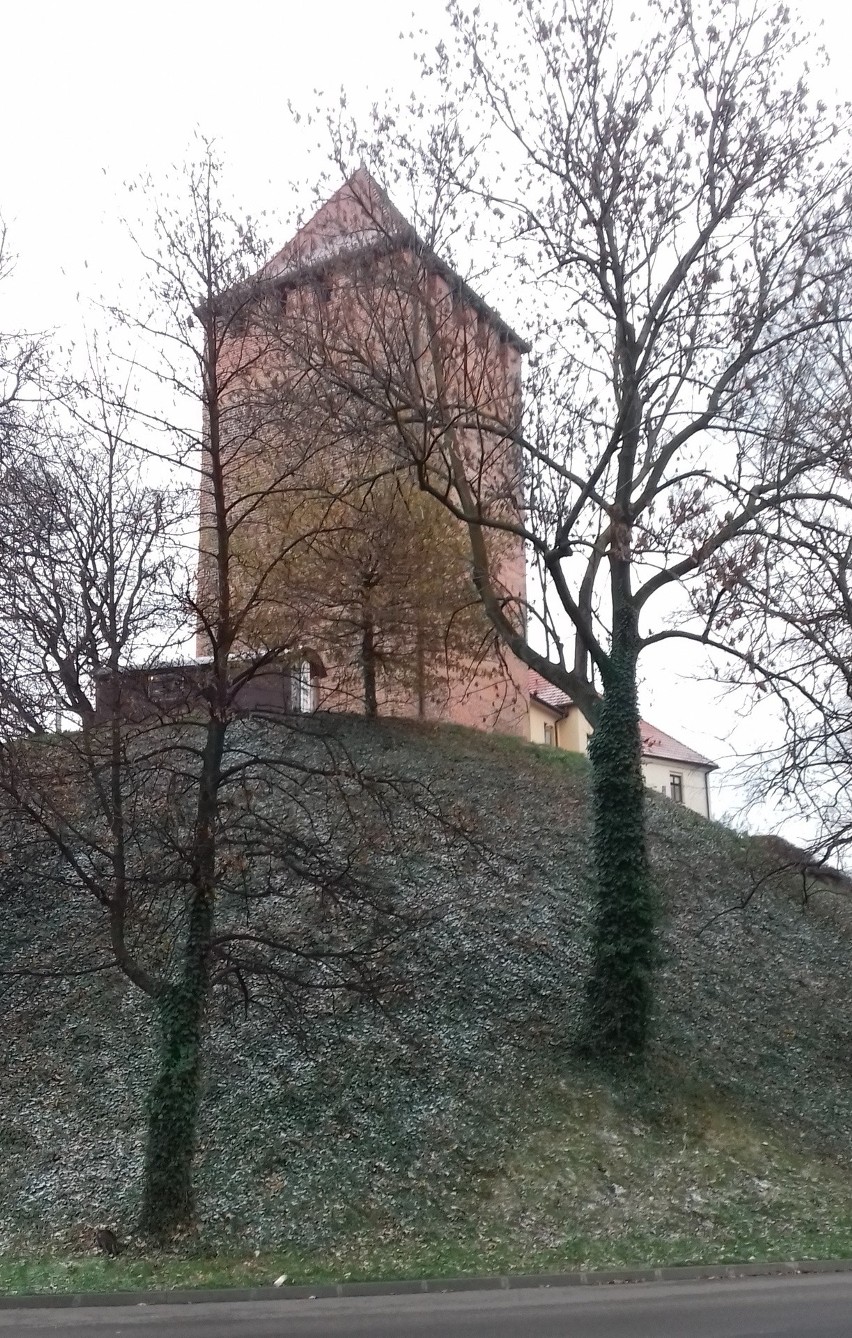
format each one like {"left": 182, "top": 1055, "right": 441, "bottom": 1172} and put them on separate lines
{"left": 138, "top": 977, "right": 206, "bottom": 1238}
{"left": 139, "top": 875, "right": 215, "bottom": 1240}
{"left": 585, "top": 611, "right": 656, "bottom": 1058}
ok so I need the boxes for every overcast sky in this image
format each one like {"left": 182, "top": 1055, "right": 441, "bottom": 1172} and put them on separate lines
{"left": 2, "top": 0, "right": 849, "bottom": 837}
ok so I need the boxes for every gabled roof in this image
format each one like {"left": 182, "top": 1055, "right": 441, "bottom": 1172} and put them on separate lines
{"left": 528, "top": 668, "right": 573, "bottom": 714}
{"left": 639, "top": 720, "right": 717, "bottom": 771}
{"left": 264, "top": 168, "right": 530, "bottom": 353}
{"left": 527, "top": 669, "right": 717, "bottom": 770}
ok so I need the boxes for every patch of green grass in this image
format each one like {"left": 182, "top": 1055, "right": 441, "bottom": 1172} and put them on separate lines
{"left": 390, "top": 716, "right": 591, "bottom": 778}
{"left": 472, "top": 1068, "right": 852, "bottom": 1270}
{"left": 5, "top": 1068, "right": 852, "bottom": 1297}
{"left": 526, "top": 741, "right": 592, "bottom": 776}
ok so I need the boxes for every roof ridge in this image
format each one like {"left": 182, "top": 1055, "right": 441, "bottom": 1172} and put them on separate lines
{"left": 527, "top": 669, "right": 716, "bottom": 769}
{"left": 260, "top": 171, "right": 529, "bottom": 353}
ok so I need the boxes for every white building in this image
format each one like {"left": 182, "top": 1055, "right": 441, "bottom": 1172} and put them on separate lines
{"left": 527, "top": 671, "right": 717, "bottom": 819}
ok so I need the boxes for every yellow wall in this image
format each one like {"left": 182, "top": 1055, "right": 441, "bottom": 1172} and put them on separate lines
{"left": 560, "top": 704, "right": 593, "bottom": 754}
{"left": 529, "top": 699, "right": 593, "bottom": 753}
{"left": 529, "top": 699, "right": 559, "bottom": 745}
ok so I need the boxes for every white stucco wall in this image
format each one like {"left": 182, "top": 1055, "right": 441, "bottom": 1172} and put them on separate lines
{"left": 641, "top": 757, "right": 711, "bottom": 818}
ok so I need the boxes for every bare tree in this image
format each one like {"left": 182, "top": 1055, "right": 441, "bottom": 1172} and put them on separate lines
{"left": 0, "top": 391, "right": 177, "bottom": 733}
{"left": 694, "top": 322, "right": 852, "bottom": 864}
{"left": 290, "top": 0, "right": 852, "bottom": 1056}
{"left": 0, "top": 221, "right": 43, "bottom": 459}
{"left": 0, "top": 149, "right": 432, "bottom": 1240}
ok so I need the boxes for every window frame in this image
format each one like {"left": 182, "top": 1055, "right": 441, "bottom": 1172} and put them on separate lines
{"left": 291, "top": 660, "right": 314, "bottom": 715}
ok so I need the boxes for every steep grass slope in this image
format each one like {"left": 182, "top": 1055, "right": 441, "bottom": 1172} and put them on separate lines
{"left": 1, "top": 716, "right": 851, "bottom": 1284}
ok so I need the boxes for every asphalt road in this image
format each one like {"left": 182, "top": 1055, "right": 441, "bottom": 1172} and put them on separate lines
{"left": 3, "top": 1273, "right": 852, "bottom": 1336}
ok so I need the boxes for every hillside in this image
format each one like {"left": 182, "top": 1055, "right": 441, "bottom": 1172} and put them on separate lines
{"left": 2, "top": 715, "right": 852, "bottom": 1289}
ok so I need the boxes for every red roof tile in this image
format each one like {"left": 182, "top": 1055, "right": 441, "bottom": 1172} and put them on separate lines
{"left": 638, "top": 720, "right": 717, "bottom": 770}
{"left": 528, "top": 669, "right": 572, "bottom": 713}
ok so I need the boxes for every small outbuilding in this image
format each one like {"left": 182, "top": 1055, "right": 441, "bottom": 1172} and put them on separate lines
{"left": 527, "top": 670, "right": 717, "bottom": 818}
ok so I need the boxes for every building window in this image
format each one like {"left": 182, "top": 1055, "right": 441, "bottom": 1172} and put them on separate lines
{"left": 148, "top": 671, "right": 185, "bottom": 707}
{"left": 669, "top": 773, "right": 684, "bottom": 804}
{"left": 292, "top": 660, "right": 315, "bottom": 714}
{"left": 543, "top": 723, "right": 555, "bottom": 746}
{"left": 314, "top": 273, "right": 333, "bottom": 304}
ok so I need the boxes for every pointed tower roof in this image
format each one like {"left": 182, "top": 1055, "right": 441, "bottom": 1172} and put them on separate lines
{"left": 264, "top": 167, "right": 409, "bottom": 278}
{"left": 265, "top": 168, "right": 529, "bottom": 353}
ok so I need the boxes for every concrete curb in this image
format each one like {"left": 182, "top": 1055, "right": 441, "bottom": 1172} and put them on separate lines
{"left": 3, "top": 1256, "right": 852, "bottom": 1309}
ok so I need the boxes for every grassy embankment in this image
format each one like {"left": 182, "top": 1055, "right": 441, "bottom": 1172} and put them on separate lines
{"left": 2, "top": 718, "right": 851, "bottom": 1294}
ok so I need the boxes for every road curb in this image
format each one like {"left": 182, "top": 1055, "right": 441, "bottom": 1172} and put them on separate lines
{"left": 2, "top": 1256, "right": 852, "bottom": 1309}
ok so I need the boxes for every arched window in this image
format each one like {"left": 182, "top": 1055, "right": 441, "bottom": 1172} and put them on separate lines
{"left": 291, "top": 660, "right": 315, "bottom": 714}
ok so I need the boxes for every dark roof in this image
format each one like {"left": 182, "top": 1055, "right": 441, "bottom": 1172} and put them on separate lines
{"left": 527, "top": 669, "right": 717, "bottom": 770}
{"left": 94, "top": 648, "right": 327, "bottom": 679}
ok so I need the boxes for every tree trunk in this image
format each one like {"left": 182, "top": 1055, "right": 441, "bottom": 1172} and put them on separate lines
{"left": 139, "top": 971, "right": 206, "bottom": 1237}
{"left": 139, "top": 871, "right": 213, "bottom": 1237}
{"left": 139, "top": 720, "right": 222, "bottom": 1238}
{"left": 362, "top": 604, "right": 378, "bottom": 718}
{"left": 584, "top": 607, "right": 655, "bottom": 1058}
{"left": 415, "top": 621, "right": 426, "bottom": 718}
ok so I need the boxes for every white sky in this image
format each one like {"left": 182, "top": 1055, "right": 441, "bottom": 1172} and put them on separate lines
{"left": 2, "top": 0, "right": 849, "bottom": 841}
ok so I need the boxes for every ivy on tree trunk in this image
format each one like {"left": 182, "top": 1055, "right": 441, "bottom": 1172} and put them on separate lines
{"left": 584, "top": 610, "right": 655, "bottom": 1057}
{"left": 140, "top": 720, "right": 223, "bottom": 1238}
{"left": 139, "top": 881, "right": 213, "bottom": 1237}
{"left": 139, "top": 983, "right": 204, "bottom": 1236}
